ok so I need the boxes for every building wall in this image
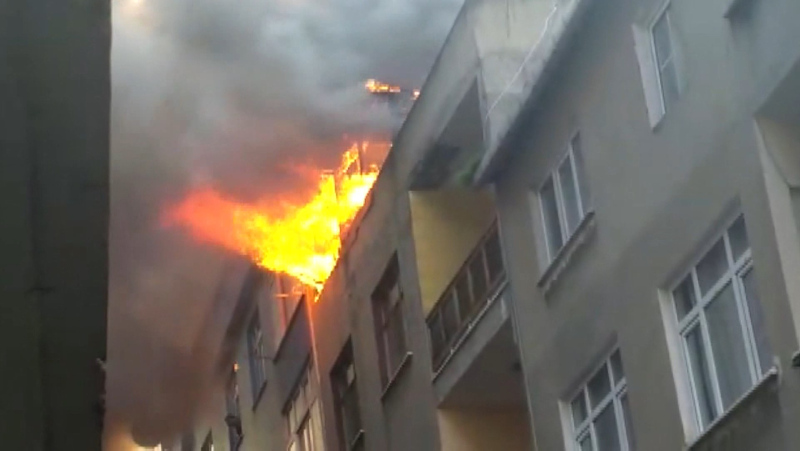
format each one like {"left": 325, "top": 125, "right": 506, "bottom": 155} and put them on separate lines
{"left": 493, "top": 0, "right": 800, "bottom": 449}
{"left": 409, "top": 189, "right": 496, "bottom": 314}
{"left": 0, "top": 0, "right": 110, "bottom": 449}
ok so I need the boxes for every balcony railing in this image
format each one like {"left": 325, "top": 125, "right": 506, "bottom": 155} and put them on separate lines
{"left": 426, "top": 221, "right": 506, "bottom": 372}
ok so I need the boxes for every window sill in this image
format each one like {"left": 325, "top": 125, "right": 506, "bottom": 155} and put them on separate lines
{"left": 686, "top": 366, "right": 779, "bottom": 450}
{"left": 251, "top": 381, "right": 267, "bottom": 410}
{"left": 538, "top": 211, "right": 596, "bottom": 295}
{"left": 380, "top": 352, "right": 413, "bottom": 401}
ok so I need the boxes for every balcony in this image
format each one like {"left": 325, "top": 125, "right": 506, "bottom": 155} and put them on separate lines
{"left": 426, "top": 222, "right": 506, "bottom": 372}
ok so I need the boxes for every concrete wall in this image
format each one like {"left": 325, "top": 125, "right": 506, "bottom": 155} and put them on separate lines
{"left": 409, "top": 189, "right": 496, "bottom": 314}
{"left": 493, "top": 0, "right": 800, "bottom": 449}
{"left": 437, "top": 408, "right": 530, "bottom": 451}
{"left": 0, "top": 0, "right": 110, "bottom": 449}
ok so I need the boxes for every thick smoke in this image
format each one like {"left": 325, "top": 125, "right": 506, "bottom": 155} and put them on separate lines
{"left": 107, "top": 0, "right": 461, "bottom": 447}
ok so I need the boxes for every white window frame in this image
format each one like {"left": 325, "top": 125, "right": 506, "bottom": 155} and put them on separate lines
{"left": 286, "top": 361, "right": 325, "bottom": 451}
{"left": 667, "top": 216, "right": 771, "bottom": 436}
{"left": 649, "top": 5, "right": 678, "bottom": 117}
{"left": 538, "top": 133, "right": 590, "bottom": 263}
{"left": 632, "top": 1, "right": 683, "bottom": 128}
{"left": 566, "top": 351, "right": 634, "bottom": 451}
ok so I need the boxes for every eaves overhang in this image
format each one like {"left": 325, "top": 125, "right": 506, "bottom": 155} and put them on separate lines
{"left": 473, "top": 0, "right": 594, "bottom": 185}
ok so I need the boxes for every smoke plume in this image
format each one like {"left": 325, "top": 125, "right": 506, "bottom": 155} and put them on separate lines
{"left": 106, "top": 0, "right": 461, "bottom": 447}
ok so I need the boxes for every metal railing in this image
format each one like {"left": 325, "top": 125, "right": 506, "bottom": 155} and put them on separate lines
{"left": 426, "top": 221, "right": 506, "bottom": 372}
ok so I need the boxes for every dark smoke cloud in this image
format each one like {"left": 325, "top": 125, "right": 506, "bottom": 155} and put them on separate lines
{"left": 107, "top": 0, "right": 461, "bottom": 447}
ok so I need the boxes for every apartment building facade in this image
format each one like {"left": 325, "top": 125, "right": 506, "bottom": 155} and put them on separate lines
{"left": 178, "top": 0, "right": 800, "bottom": 450}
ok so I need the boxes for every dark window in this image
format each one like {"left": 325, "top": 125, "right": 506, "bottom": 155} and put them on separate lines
{"left": 247, "top": 312, "right": 268, "bottom": 401}
{"left": 285, "top": 359, "right": 324, "bottom": 451}
{"left": 225, "top": 368, "right": 243, "bottom": 450}
{"left": 331, "top": 341, "right": 363, "bottom": 450}
{"left": 372, "top": 255, "right": 407, "bottom": 387}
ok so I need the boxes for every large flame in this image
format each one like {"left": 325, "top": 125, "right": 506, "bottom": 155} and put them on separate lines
{"left": 163, "top": 143, "right": 381, "bottom": 291}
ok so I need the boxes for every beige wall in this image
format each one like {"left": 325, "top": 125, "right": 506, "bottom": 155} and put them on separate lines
{"left": 409, "top": 189, "right": 496, "bottom": 315}
{"left": 438, "top": 408, "right": 530, "bottom": 451}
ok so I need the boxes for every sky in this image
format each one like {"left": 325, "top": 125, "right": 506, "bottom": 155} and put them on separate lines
{"left": 106, "top": 0, "right": 462, "bottom": 446}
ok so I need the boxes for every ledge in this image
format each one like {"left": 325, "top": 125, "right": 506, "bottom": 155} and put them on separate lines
{"left": 537, "top": 211, "right": 596, "bottom": 295}
{"left": 381, "top": 352, "right": 413, "bottom": 401}
{"left": 687, "top": 367, "right": 779, "bottom": 450}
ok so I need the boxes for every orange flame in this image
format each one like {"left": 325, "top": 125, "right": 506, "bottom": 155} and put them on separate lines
{"left": 365, "top": 78, "right": 402, "bottom": 94}
{"left": 163, "top": 143, "right": 381, "bottom": 291}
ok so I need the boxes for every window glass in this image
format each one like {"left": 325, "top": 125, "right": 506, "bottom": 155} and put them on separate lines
{"left": 742, "top": 268, "right": 773, "bottom": 373}
{"left": 695, "top": 239, "right": 728, "bottom": 295}
{"left": 484, "top": 231, "right": 505, "bottom": 283}
{"left": 620, "top": 393, "right": 636, "bottom": 451}
{"left": 569, "top": 352, "right": 631, "bottom": 451}
{"left": 705, "top": 283, "right": 753, "bottom": 409}
{"left": 571, "top": 134, "right": 592, "bottom": 212}
{"left": 729, "top": 217, "right": 749, "bottom": 261}
{"left": 685, "top": 326, "right": 717, "bottom": 427}
{"left": 610, "top": 350, "right": 625, "bottom": 384}
{"left": 588, "top": 365, "right": 611, "bottom": 408}
{"left": 579, "top": 435, "right": 593, "bottom": 451}
{"left": 455, "top": 275, "right": 473, "bottom": 314}
{"left": 468, "top": 256, "right": 488, "bottom": 304}
{"left": 540, "top": 177, "right": 563, "bottom": 257}
{"left": 660, "top": 62, "right": 680, "bottom": 111}
{"left": 441, "top": 292, "right": 460, "bottom": 340}
{"left": 559, "top": 155, "right": 582, "bottom": 235}
{"left": 673, "top": 275, "right": 697, "bottom": 321}
{"left": 594, "top": 405, "right": 621, "bottom": 451}
{"left": 652, "top": 12, "right": 672, "bottom": 66}
{"left": 571, "top": 393, "right": 588, "bottom": 427}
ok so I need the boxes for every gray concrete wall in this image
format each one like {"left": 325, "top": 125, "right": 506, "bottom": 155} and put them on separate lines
{"left": 0, "top": 0, "right": 110, "bottom": 449}
{"left": 493, "top": 0, "right": 800, "bottom": 449}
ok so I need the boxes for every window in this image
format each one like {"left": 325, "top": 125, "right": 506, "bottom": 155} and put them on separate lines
{"left": 568, "top": 350, "right": 635, "bottom": 451}
{"left": 286, "top": 360, "right": 325, "bottom": 451}
{"left": 669, "top": 216, "right": 772, "bottom": 432}
{"left": 225, "top": 367, "right": 243, "bottom": 450}
{"left": 539, "top": 134, "right": 591, "bottom": 262}
{"left": 632, "top": 3, "right": 684, "bottom": 127}
{"left": 331, "top": 341, "right": 363, "bottom": 450}
{"left": 651, "top": 7, "right": 679, "bottom": 114}
{"left": 272, "top": 273, "right": 302, "bottom": 348}
{"left": 372, "top": 255, "right": 408, "bottom": 388}
{"left": 247, "top": 313, "right": 268, "bottom": 401}
{"left": 201, "top": 432, "right": 213, "bottom": 451}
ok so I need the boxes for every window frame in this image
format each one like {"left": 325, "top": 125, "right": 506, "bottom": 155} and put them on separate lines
{"left": 537, "top": 133, "right": 590, "bottom": 263}
{"left": 372, "top": 255, "right": 408, "bottom": 388}
{"left": 246, "top": 312, "right": 268, "bottom": 402}
{"left": 331, "top": 341, "right": 363, "bottom": 450}
{"left": 566, "top": 350, "right": 635, "bottom": 451}
{"left": 649, "top": 4, "right": 678, "bottom": 116}
{"left": 668, "top": 216, "right": 772, "bottom": 435}
{"left": 285, "top": 359, "right": 324, "bottom": 451}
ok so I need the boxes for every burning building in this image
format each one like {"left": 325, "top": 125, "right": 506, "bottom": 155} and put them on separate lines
{"left": 162, "top": 0, "right": 800, "bottom": 451}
